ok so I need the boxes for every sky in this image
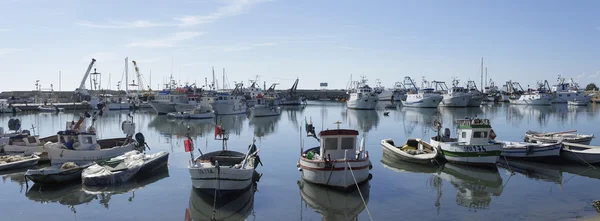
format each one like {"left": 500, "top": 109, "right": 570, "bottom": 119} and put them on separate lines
{"left": 1, "top": 0, "right": 599, "bottom": 92}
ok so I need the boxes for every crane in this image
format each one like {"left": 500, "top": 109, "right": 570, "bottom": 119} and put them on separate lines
{"left": 131, "top": 60, "right": 151, "bottom": 94}
{"left": 74, "top": 58, "right": 97, "bottom": 99}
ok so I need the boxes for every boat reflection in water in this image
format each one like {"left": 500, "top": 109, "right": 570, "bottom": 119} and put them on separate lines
{"left": 26, "top": 170, "right": 169, "bottom": 212}
{"left": 380, "top": 152, "right": 439, "bottom": 175}
{"left": 507, "top": 105, "right": 552, "bottom": 127}
{"left": 400, "top": 107, "right": 438, "bottom": 137}
{"left": 148, "top": 115, "right": 215, "bottom": 138}
{"left": 298, "top": 179, "right": 370, "bottom": 221}
{"left": 248, "top": 115, "right": 281, "bottom": 138}
{"left": 187, "top": 184, "right": 255, "bottom": 221}
{"left": 435, "top": 163, "right": 503, "bottom": 211}
{"left": 345, "top": 109, "right": 380, "bottom": 132}
{"left": 497, "top": 159, "right": 562, "bottom": 184}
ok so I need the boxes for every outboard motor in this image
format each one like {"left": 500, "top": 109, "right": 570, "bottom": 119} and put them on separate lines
{"left": 8, "top": 119, "right": 21, "bottom": 131}
{"left": 135, "top": 132, "right": 149, "bottom": 151}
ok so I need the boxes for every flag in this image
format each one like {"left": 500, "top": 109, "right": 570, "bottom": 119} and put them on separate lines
{"left": 214, "top": 125, "right": 222, "bottom": 138}
{"left": 184, "top": 208, "right": 191, "bottom": 221}
{"left": 184, "top": 139, "right": 193, "bottom": 152}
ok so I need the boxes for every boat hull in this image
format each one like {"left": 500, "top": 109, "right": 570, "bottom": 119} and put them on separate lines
{"left": 431, "top": 139, "right": 502, "bottom": 166}
{"left": 174, "top": 103, "right": 197, "bottom": 112}
{"left": 46, "top": 143, "right": 137, "bottom": 164}
{"left": 500, "top": 142, "right": 561, "bottom": 158}
{"left": 150, "top": 101, "right": 176, "bottom": 115}
{"left": 82, "top": 165, "right": 141, "bottom": 186}
{"left": 568, "top": 101, "right": 589, "bottom": 106}
{"left": 299, "top": 158, "right": 370, "bottom": 189}
{"left": 138, "top": 152, "right": 169, "bottom": 174}
{"left": 561, "top": 150, "right": 600, "bottom": 164}
{"left": 106, "top": 103, "right": 132, "bottom": 110}
{"left": 510, "top": 94, "right": 552, "bottom": 105}
{"left": 167, "top": 112, "right": 215, "bottom": 119}
{"left": 212, "top": 103, "right": 247, "bottom": 115}
{"left": 0, "top": 156, "right": 39, "bottom": 171}
{"left": 467, "top": 94, "right": 485, "bottom": 107}
{"left": 189, "top": 166, "right": 255, "bottom": 194}
{"left": 3, "top": 145, "right": 44, "bottom": 156}
{"left": 439, "top": 94, "right": 469, "bottom": 107}
{"left": 25, "top": 164, "right": 89, "bottom": 184}
{"left": 380, "top": 139, "right": 437, "bottom": 165}
{"left": 401, "top": 96, "right": 441, "bottom": 108}
{"left": 250, "top": 107, "right": 281, "bottom": 117}
{"left": 346, "top": 94, "right": 378, "bottom": 110}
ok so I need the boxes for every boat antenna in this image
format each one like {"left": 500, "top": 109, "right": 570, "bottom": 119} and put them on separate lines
{"left": 334, "top": 121, "right": 342, "bottom": 129}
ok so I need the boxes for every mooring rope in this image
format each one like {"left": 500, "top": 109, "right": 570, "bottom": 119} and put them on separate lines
{"left": 502, "top": 154, "right": 515, "bottom": 175}
{"left": 346, "top": 161, "right": 374, "bottom": 221}
{"left": 212, "top": 161, "right": 220, "bottom": 221}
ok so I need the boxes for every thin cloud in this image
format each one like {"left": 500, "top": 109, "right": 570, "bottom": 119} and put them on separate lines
{"left": 222, "top": 42, "right": 277, "bottom": 52}
{"left": 126, "top": 32, "right": 203, "bottom": 48}
{"left": 334, "top": 45, "right": 360, "bottom": 50}
{"left": 84, "top": 52, "right": 118, "bottom": 62}
{"left": 588, "top": 71, "right": 600, "bottom": 79}
{"left": 77, "top": 0, "right": 270, "bottom": 28}
{"left": 0, "top": 28, "right": 10, "bottom": 32}
{"left": 0, "top": 48, "right": 25, "bottom": 56}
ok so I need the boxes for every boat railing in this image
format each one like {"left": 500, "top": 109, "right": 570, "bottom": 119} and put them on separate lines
{"left": 456, "top": 118, "right": 490, "bottom": 127}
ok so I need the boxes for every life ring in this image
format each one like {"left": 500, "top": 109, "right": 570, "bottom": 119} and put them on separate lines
{"left": 490, "top": 129, "right": 497, "bottom": 140}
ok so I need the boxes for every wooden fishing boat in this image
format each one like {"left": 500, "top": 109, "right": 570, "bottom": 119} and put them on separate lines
{"left": 430, "top": 117, "right": 502, "bottom": 166}
{"left": 561, "top": 142, "right": 600, "bottom": 164}
{"left": 188, "top": 125, "right": 260, "bottom": 195}
{"left": 524, "top": 130, "right": 594, "bottom": 145}
{"left": 0, "top": 155, "right": 40, "bottom": 171}
{"left": 298, "top": 119, "right": 371, "bottom": 189}
{"left": 380, "top": 138, "right": 438, "bottom": 164}
{"left": 24, "top": 162, "right": 93, "bottom": 184}
{"left": 500, "top": 141, "right": 561, "bottom": 159}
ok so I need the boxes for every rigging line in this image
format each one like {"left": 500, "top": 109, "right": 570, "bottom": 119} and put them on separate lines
{"left": 346, "top": 161, "right": 374, "bottom": 221}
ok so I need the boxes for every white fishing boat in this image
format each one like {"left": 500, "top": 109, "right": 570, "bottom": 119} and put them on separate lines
{"left": 568, "top": 99, "right": 589, "bottom": 106}
{"left": 500, "top": 141, "right": 561, "bottom": 159}
{"left": 0, "top": 119, "right": 52, "bottom": 158}
{"left": 551, "top": 76, "right": 590, "bottom": 103}
{"left": 0, "top": 155, "right": 40, "bottom": 171}
{"left": 167, "top": 106, "right": 215, "bottom": 119}
{"left": 346, "top": 76, "right": 378, "bottom": 110}
{"left": 38, "top": 105, "right": 65, "bottom": 112}
{"left": 374, "top": 80, "right": 404, "bottom": 102}
{"left": 524, "top": 130, "right": 594, "bottom": 145}
{"left": 211, "top": 84, "right": 248, "bottom": 115}
{"left": 380, "top": 138, "right": 439, "bottom": 164}
{"left": 298, "top": 120, "right": 371, "bottom": 189}
{"left": 509, "top": 80, "right": 553, "bottom": 105}
{"left": 45, "top": 114, "right": 144, "bottom": 164}
{"left": 187, "top": 125, "right": 260, "bottom": 195}
{"left": 434, "top": 80, "right": 470, "bottom": 107}
{"left": 430, "top": 117, "right": 502, "bottom": 166}
{"left": 561, "top": 142, "right": 600, "bottom": 164}
{"left": 250, "top": 97, "right": 281, "bottom": 117}
{"left": 401, "top": 77, "right": 442, "bottom": 108}
{"left": 150, "top": 77, "right": 204, "bottom": 114}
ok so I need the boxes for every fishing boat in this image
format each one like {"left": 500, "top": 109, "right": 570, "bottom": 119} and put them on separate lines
{"left": 466, "top": 80, "right": 485, "bottom": 107}
{"left": 568, "top": 99, "right": 589, "bottom": 106}
{"left": 0, "top": 119, "right": 53, "bottom": 158}
{"left": 298, "top": 120, "right": 371, "bottom": 189}
{"left": 380, "top": 138, "right": 438, "bottom": 164}
{"left": 250, "top": 97, "right": 281, "bottom": 117}
{"left": 524, "top": 130, "right": 594, "bottom": 145}
{"left": 509, "top": 80, "right": 553, "bottom": 105}
{"left": 81, "top": 150, "right": 167, "bottom": 186}
{"left": 38, "top": 105, "right": 65, "bottom": 112}
{"left": 401, "top": 77, "right": 442, "bottom": 108}
{"left": 551, "top": 76, "right": 590, "bottom": 103}
{"left": 346, "top": 76, "right": 379, "bottom": 110}
{"left": 561, "top": 142, "right": 600, "bottom": 164}
{"left": 167, "top": 106, "right": 215, "bottom": 119}
{"left": 0, "top": 155, "right": 40, "bottom": 171}
{"left": 430, "top": 117, "right": 502, "bottom": 166}
{"left": 434, "top": 80, "right": 470, "bottom": 107}
{"left": 187, "top": 125, "right": 261, "bottom": 195}
{"left": 0, "top": 99, "right": 21, "bottom": 113}
{"left": 45, "top": 114, "right": 145, "bottom": 164}
{"left": 499, "top": 141, "right": 561, "bottom": 159}
{"left": 24, "top": 162, "right": 93, "bottom": 184}
{"left": 211, "top": 90, "right": 248, "bottom": 115}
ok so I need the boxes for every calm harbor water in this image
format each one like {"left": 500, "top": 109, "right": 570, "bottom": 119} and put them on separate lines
{"left": 1, "top": 102, "right": 600, "bottom": 221}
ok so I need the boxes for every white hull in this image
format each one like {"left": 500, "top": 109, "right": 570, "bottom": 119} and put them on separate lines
{"left": 561, "top": 142, "right": 600, "bottom": 164}
{"left": 3, "top": 145, "right": 44, "bottom": 156}
{"left": 381, "top": 139, "right": 438, "bottom": 164}
{"left": 299, "top": 158, "right": 370, "bottom": 189}
{"left": 378, "top": 90, "right": 402, "bottom": 101}
{"left": 150, "top": 101, "right": 176, "bottom": 114}
{"left": 500, "top": 141, "right": 561, "bottom": 158}
{"left": 553, "top": 92, "right": 590, "bottom": 103}
{"left": 189, "top": 166, "right": 255, "bottom": 191}
{"left": 346, "top": 94, "right": 378, "bottom": 110}
{"left": 38, "top": 106, "right": 64, "bottom": 112}
{"left": 174, "top": 103, "right": 197, "bottom": 112}
{"left": 509, "top": 94, "right": 552, "bottom": 105}
{"left": 250, "top": 106, "right": 281, "bottom": 117}
{"left": 431, "top": 139, "right": 502, "bottom": 166}
{"left": 568, "top": 100, "right": 588, "bottom": 106}
{"left": 501, "top": 94, "right": 510, "bottom": 102}
{"left": 439, "top": 94, "right": 470, "bottom": 107}
{"left": 46, "top": 143, "right": 136, "bottom": 164}
{"left": 212, "top": 102, "right": 247, "bottom": 115}
{"left": 401, "top": 95, "right": 441, "bottom": 108}
{"left": 107, "top": 102, "right": 132, "bottom": 110}
{"left": 0, "top": 156, "right": 39, "bottom": 171}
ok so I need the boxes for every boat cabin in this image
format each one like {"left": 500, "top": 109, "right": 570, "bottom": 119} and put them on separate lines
{"left": 455, "top": 118, "right": 494, "bottom": 145}
{"left": 317, "top": 129, "right": 359, "bottom": 160}
{"left": 57, "top": 130, "right": 100, "bottom": 151}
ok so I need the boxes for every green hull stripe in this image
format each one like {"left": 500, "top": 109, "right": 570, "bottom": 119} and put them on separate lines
{"left": 441, "top": 150, "right": 502, "bottom": 157}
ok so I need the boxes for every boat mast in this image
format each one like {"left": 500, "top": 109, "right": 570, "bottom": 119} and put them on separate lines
{"left": 125, "top": 57, "right": 129, "bottom": 94}
{"left": 480, "top": 57, "right": 483, "bottom": 93}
